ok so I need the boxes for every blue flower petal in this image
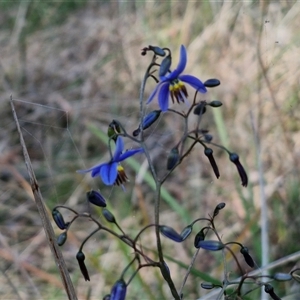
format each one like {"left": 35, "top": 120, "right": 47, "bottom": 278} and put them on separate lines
{"left": 147, "top": 83, "right": 161, "bottom": 104}
{"left": 161, "top": 45, "right": 187, "bottom": 81}
{"left": 100, "top": 162, "right": 118, "bottom": 185}
{"left": 179, "top": 75, "right": 207, "bottom": 93}
{"left": 113, "top": 137, "right": 124, "bottom": 161}
{"left": 76, "top": 163, "right": 103, "bottom": 176}
{"left": 119, "top": 148, "right": 144, "bottom": 162}
{"left": 158, "top": 82, "right": 170, "bottom": 111}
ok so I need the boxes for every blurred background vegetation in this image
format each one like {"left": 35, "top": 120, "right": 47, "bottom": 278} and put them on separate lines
{"left": 1, "top": 1, "right": 300, "bottom": 299}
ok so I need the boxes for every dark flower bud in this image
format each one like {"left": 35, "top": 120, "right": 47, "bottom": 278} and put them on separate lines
{"left": 201, "top": 282, "right": 215, "bottom": 290}
{"left": 103, "top": 295, "right": 110, "bottom": 300}
{"left": 208, "top": 100, "right": 223, "bottom": 107}
{"left": 229, "top": 153, "right": 248, "bottom": 187}
{"left": 76, "top": 251, "right": 90, "bottom": 281}
{"left": 240, "top": 246, "right": 254, "bottom": 268}
{"left": 107, "top": 120, "right": 121, "bottom": 142}
{"left": 159, "top": 54, "right": 172, "bottom": 77}
{"left": 52, "top": 209, "right": 66, "bottom": 230}
{"left": 204, "top": 78, "right": 220, "bottom": 88}
{"left": 196, "top": 240, "right": 224, "bottom": 251}
{"left": 102, "top": 208, "right": 116, "bottom": 223}
{"left": 57, "top": 231, "right": 67, "bottom": 246}
{"left": 204, "top": 134, "right": 213, "bottom": 142}
{"left": 110, "top": 279, "right": 127, "bottom": 300}
{"left": 204, "top": 148, "right": 220, "bottom": 179}
{"left": 194, "top": 228, "right": 206, "bottom": 248}
{"left": 264, "top": 284, "right": 281, "bottom": 300}
{"left": 87, "top": 190, "right": 107, "bottom": 207}
{"left": 273, "top": 272, "right": 292, "bottom": 281}
{"left": 193, "top": 102, "right": 206, "bottom": 115}
{"left": 180, "top": 225, "right": 193, "bottom": 241}
{"left": 148, "top": 45, "right": 166, "bottom": 57}
{"left": 160, "top": 225, "right": 182, "bottom": 242}
{"left": 213, "top": 202, "right": 226, "bottom": 218}
{"left": 167, "top": 147, "right": 180, "bottom": 170}
{"left": 133, "top": 110, "right": 161, "bottom": 137}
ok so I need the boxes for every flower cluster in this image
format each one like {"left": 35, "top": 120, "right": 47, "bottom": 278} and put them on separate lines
{"left": 49, "top": 44, "right": 299, "bottom": 300}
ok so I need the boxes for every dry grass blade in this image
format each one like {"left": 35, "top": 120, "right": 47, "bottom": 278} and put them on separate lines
{"left": 10, "top": 97, "right": 77, "bottom": 300}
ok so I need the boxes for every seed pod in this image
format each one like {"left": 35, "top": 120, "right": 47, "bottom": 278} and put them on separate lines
{"left": 57, "top": 231, "right": 67, "bottom": 246}
{"left": 167, "top": 147, "right": 180, "bottom": 170}
{"left": 196, "top": 240, "right": 224, "bottom": 251}
{"left": 87, "top": 190, "right": 107, "bottom": 207}
{"left": 110, "top": 279, "right": 127, "bottom": 300}
{"left": 52, "top": 209, "right": 66, "bottom": 230}
{"left": 160, "top": 225, "right": 182, "bottom": 242}
{"left": 107, "top": 120, "right": 121, "bottom": 142}
{"left": 264, "top": 284, "right": 281, "bottom": 300}
{"left": 204, "top": 78, "right": 220, "bottom": 88}
{"left": 76, "top": 251, "right": 90, "bottom": 281}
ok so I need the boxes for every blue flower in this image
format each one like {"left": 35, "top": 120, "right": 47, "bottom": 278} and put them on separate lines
{"left": 77, "top": 136, "right": 143, "bottom": 185}
{"left": 147, "top": 45, "right": 207, "bottom": 111}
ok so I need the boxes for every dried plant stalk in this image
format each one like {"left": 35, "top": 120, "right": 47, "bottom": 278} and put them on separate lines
{"left": 10, "top": 97, "right": 77, "bottom": 300}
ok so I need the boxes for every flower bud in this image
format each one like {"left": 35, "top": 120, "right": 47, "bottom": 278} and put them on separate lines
{"left": 180, "top": 225, "right": 193, "bottom": 241}
{"left": 133, "top": 110, "right": 161, "bottom": 137}
{"left": 264, "top": 284, "right": 280, "bottom": 300}
{"left": 87, "top": 190, "right": 107, "bottom": 207}
{"left": 201, "top": 282, "right": 215, "bottom": 290}
{"left": 240, "top": 246, "right": 254, "bottom": 268}
{"left": 194, "top": 229, "right": 206, "bottom": 248}
{"left": 229, "top": 153, "right": 248, "bottom": 187}
{"left": 159, "top": 54, "right": 172, "bottom": 77}
{"left": 204, "top": 78, "right": 220, "bottom": 88}
{"left": 148, "top": 45, "right": 166, "bottom": 57}
{"left": 57, "top": 231, "right": 67, "bottom": 246}
{"left": 110, "top": 279, "right": 127, "bottom": 300}
{"left": 204, "top": 134, "right": 213, "bottom": 142}
{"left": 102, "top": 208, "right": 116, "bottom": 223}
{"left": 52, "top": 209, "right": 67, "bottom": 230}
{"left": 167, "top": 147, "right": 180, "bottom": 170}
{"left": 273, "top": 272, "right": 292, "bottom": 281}
{"left": 193, "top": 102, "right": 206, "bottom": 115}
{"left": 213, "top": 202, "right": 226, "bottom": 217}
{"left": 160, "top": 225, "right": 182, "bottom": 242}
{"left": 196, "top": 240, "right": 224, "bottom": 251}
{"left": 76, "top": 251, "right": 90, "bottom": 281}
{"left": 208, "top": 100, "right": 223, "bottom": 107}
{"left": 204, "top": 148, "right": 220, "bottom": 179}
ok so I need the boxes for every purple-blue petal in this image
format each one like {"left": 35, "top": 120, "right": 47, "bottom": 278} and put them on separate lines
{"left": 100, "top": 162, "right": 118, "bottom": 185}
{"left": 118, "top": 148, "right": 144, "bottom": 162}
{"left": 158, "top": 82, "right": 170, "bottom": 111}
{"left": 76, "top": 162, "right": 104, "bottom": 176}
{"left": 147, "top": 83, "right": 161, "bottom": 104}
{"left": 179, "top": 75, "right": 207, "bottom": 93}
{"left": 174, "top": 44, "right": 187, "bottom": 75}
{"left": 160, "top": 45, "right": 187, "bottom": 81}
{"left": 113, "top": 136, "right": 124, "bottom": 161}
